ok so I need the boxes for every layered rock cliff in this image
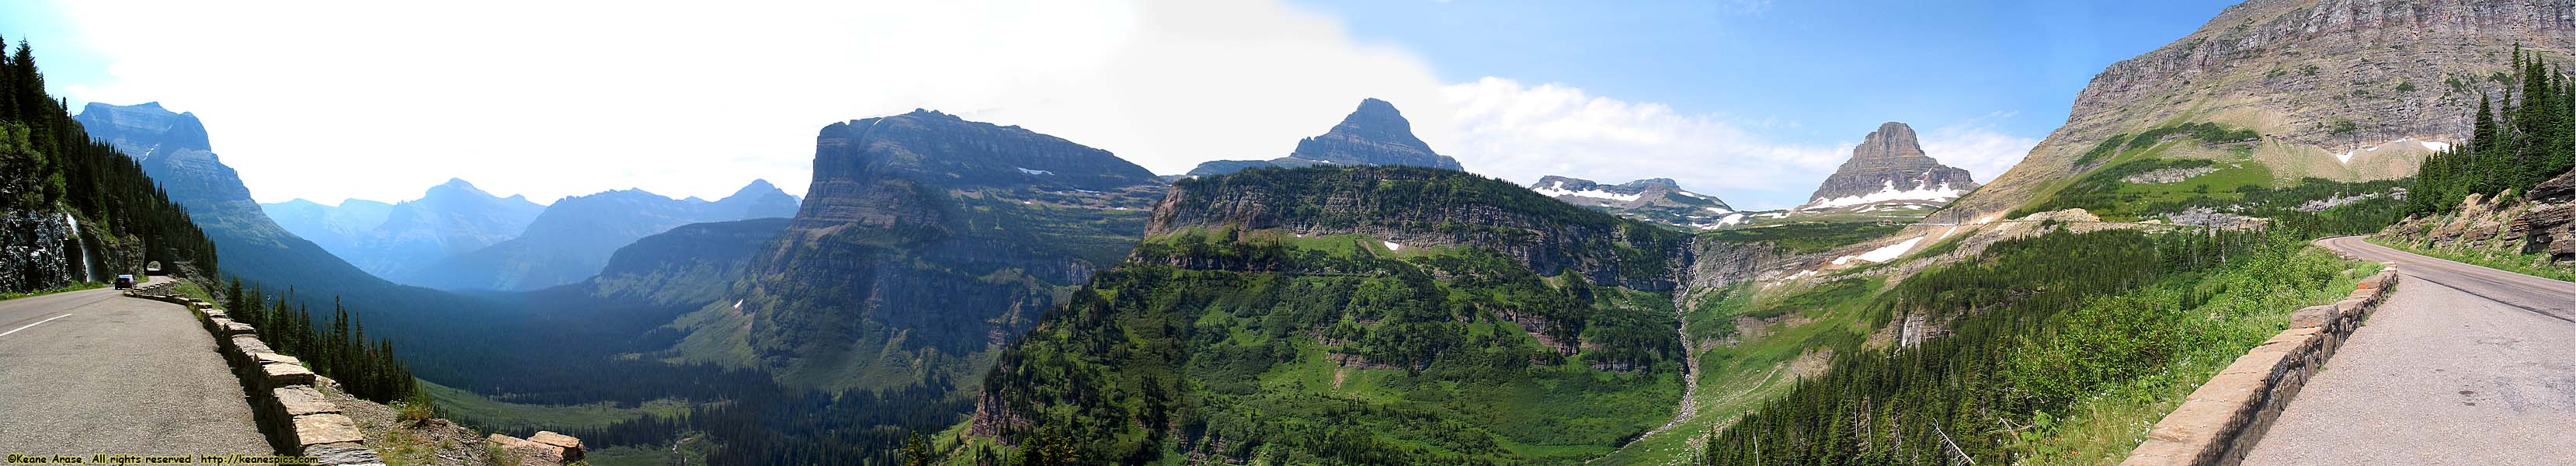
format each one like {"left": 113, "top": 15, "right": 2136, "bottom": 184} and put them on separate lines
{"left": 739, "top": 110, "right": 1164, "bottom": 390}
{"left": 1532, "top": 176, "right": 1746, "bottom": 229}
{"left": 1147, "top": 166, "right": 1693, "bottom": 290}
{"left": 1938, "top": 0, "right": 2574, "bottom": 224}
{"left": 1795, "top": 122, "right": 1979, "bottom": 214}
{"left": 1183, "top": 98, "right": 1465, "bottom": 176}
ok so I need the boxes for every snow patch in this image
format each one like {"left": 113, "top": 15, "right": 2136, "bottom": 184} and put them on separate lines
{"left": 732, "top": 300, "right": 743, "bottom": 310}
{"left": 1531, "top": 181, "right": 1643, "bottom": 202}
{"left": 2420, "top": 140, "right": 2452, "bottom": 152}
{"left": 1382, "top": 241, "right": 1403, "bottom": 251}
{"left": 1853, "top": 236, "right": 1925, "bottom": 263}
{"left": 1800, "top": 180, "right": 1964, "bottom": 210}
{"left": 1016, "top": 167, "right": 1055, "bottom": 176}
{"left": 1691, "top": 213, "right": 1749, "bottom": 230}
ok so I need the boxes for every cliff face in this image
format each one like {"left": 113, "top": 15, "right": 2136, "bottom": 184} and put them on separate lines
{"left": 1183, "top": 99, "right": 1465, "bottom": 176}
{"left": 1148, "top": 166, "right": 1693, "bottom": 290}
{"left": 740, "top": 110, "right": 1164, "bottom": 390}
{"left": 1941, "top": 0, "right": 2574, "bottom": 224}
{"left": 1531, "top": 176, "right": 1746, "bottom": 229}
{"left": 1796, "top": 122, "right": 1979, "bottom": 214}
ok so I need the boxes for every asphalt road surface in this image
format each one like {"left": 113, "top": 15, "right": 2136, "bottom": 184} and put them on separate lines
{"left": 0, "top": 278, "right": 273, "bottom": 456}
{"left": 2242, "top": 237, "right": 2575, "bottom": 465}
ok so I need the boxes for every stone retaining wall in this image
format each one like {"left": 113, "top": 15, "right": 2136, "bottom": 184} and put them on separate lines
{"left": 124, "top": 283, "right": 388, "bottom": 466}
{"left": 2120, "top": 262, "right": 2400, "bottom": 466}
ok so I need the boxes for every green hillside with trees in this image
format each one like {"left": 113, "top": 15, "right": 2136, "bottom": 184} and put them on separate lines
{"left": 0, "top": 36, "right": 217, "bottom": 290}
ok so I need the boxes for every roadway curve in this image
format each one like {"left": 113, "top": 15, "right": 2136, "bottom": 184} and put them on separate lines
{"left": 0, "top": 279, "right": 272, "bottom": 455}
{"left": 2243, "top": 236, "right": 2576, "bottom": 465}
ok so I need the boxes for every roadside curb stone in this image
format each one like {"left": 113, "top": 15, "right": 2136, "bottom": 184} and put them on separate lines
{"left": 2121, "top": 266, "right": 2399, "bottom": 466}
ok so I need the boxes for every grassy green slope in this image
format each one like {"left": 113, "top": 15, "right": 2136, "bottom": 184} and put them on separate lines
{"left": 984, "top": 228, "right": 1685, "bottom": 465}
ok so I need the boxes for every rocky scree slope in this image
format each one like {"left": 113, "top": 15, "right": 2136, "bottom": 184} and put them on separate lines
{"left": 1184, "top": 98, "right": 1465, "bottom": 176}
{"left": 1531, "top": 176, "right": 1747, "bottom": 230}
{"left": 1937, "top": 0, "right": 2574, "bottom": 225}
{"left": 735, "top": 110, "right": 1166, "bottom": 391}
{"left": 975, "top": 165, "right": 1718, "bottom": 464}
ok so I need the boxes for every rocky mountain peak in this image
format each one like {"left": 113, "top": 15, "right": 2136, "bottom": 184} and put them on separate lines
{"left": 1851, "top": 122, "right": 1927, "bottom": 162}
{"left": 1185, "top": 98, "right": 1465, "bottom": 176}
{"left": 425, "top": 178, "right": 497, "bottom": 198}
{"left": 1282, "top": 98, "right": 1460, "bottom": 170}
{"left": 1796, "top": 122, "right": 1979, "bottom": 214}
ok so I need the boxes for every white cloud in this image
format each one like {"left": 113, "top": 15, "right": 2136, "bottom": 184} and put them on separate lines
{"left": 1437, "top": 77, "right": 1848, "bottom": 210}
{"left": 43, "top": 0, "right": 1457, "bottom": 204}
{"left": 1915, "top": 112, "right": 2040, "bottom": 187}
{"left": 37, "top": 1, "right": 2036, "bottom": 213}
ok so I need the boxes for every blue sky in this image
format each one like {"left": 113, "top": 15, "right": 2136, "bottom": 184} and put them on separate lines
{"left": 4, "top": 1, "right": 2238, "bottom": 210}
{"left": 1301, "top": 0, "right": 2237, "bottom": 146}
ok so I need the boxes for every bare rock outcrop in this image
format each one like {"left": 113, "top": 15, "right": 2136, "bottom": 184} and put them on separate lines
{"left": 2378, "top": 170, "right": 2576, "bottom": 264}
{"left": 487, "top": 431, "right": 586, "bottom": 466}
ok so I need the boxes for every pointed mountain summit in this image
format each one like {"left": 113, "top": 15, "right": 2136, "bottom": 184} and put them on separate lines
{"left": 1531, "top": 176, "right": 1745, "bottom": 229}
{"left": 1185, "top": 98, "right": 1463, "bottom": 176}
{"left": 325, "top": 178, "right": 548, "bottom": 278}
{"left": 707, "top": 179, "right": 800, "bottom": 220}
{"left": 1794, "top": 122, "right": 1979, "bottom": 214}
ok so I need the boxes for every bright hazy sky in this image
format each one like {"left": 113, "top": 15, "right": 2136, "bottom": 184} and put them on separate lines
{"left": 0, "top": 0, "right": 2234, "bottom": 210}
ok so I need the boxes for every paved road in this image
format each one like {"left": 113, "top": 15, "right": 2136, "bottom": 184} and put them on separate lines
{"left": 2243, "top": 237, "right": 2575, "bottom": 465}
{"left": 0, "top": 279, "right": 273, "bottom": 456}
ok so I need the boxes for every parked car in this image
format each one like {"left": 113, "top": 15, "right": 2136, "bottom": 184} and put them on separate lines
{"left": 114, "top": 275, "right": 136, "bottom": 289}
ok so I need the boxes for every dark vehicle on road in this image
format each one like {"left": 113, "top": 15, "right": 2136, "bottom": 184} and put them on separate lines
{"left": 114, "top": 275, "right": 135, "bottom": 289}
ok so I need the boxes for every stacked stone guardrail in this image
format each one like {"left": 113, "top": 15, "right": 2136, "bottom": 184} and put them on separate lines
{"left": 123, "top": 281, "right": 388, "bottom": 466}
{"left": 2120, "top": 262, "right": 2400, "bottom": 466}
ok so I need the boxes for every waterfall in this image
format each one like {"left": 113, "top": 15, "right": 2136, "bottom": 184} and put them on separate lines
{"left": 64, "top": 213, "right": 93, "bottom": 282}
